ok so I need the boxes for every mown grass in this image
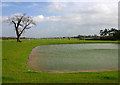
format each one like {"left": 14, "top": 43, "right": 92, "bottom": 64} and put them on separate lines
{"left": 2, "top": 39, "right": 119, "bottom": 83}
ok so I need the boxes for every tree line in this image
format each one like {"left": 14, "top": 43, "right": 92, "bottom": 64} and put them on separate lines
{"left": 73, "top": 28, "right": 120, "bottom": 40}
{"left": 100, "top": 28, "right": 120, "bottom": 40}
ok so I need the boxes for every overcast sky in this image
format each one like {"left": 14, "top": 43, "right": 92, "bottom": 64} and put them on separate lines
{"left": 1, "top": 1, "right": 118, "bottom": 38}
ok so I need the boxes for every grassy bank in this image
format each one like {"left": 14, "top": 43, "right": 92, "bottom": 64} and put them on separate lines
{"left": 2, "top": 39, "right": 119, "bottom": 83}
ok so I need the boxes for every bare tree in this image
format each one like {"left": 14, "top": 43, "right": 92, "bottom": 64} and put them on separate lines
{"left": 6, "top": 13, "right": 36, "bottom": 42}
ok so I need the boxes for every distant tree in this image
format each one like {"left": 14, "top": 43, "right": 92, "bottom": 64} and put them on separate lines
{"left": 100, "top": 30, "right": 104, "bottom": 36}
{"left": 6, "top": 13, "right": 36, "bottom": 42}
{"left": 76, "top": 35, "right": 84, "bottom": 40}
{"left": 103, "top": 29, "right": 108, "bottom": 36}
{"left": 113, "top": 30, "right": 120, "bottom": 40}
{"left": 68, "top": 37, "right": 70, "bottom": 40}
{"left": 100, "top": 29, "right": 110, "bottom": 36}
{"left": 100, "top": 28, "right": 120, "bottom": 40}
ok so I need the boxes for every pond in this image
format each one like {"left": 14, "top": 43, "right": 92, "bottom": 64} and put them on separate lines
{"left": 27, "top": 43, "right": 118, "bottom": 73}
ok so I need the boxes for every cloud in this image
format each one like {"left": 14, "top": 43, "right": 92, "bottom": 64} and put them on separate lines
{"left": 32, "top": 14, "right": 83, "bottom": 25}
{"left": 2, "top": 2, "right": 118, "bottom": 38}
{"left": 1, "top": 13, "right": 26, "bottom": 23}
{"left": 33, "top": 15, "right": 45, "bottom": 22}
{"left": 90, "top": 4, "right": 111, "bottom": 14}
{"left": 44, "top": 2, "right": 117, "bottom": 27}
{"left": 46, "top": 2, "right": 67, "bottom": 11}
{"left": 75, "top": 4, "right": 111, "bottom": 14}
{"left": 0, "top": 16, "right": 8, "bottom": 23}
{"left": 2, "top": 2, "right": 118, "bottom": 28}
{"left": 46, "top": 16, "right": 62, "bottom": 21}
{"left": 33, "top": 15, "right": 62, "bottom": 22}
{"left": 27, "top": 3, "right": 39, "bottom": 8}
{"left": 33, "top": 3, "right": 117, "bottom": 27}
{"left": 72, "top": 3, "right": 117, "bottom": 26}
{"left": 0, "top": 3, "right": 13, "bottom": 7}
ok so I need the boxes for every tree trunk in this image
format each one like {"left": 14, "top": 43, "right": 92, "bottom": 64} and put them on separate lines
{"left": 17, "top": 35, "right": 21, "bottom": 42}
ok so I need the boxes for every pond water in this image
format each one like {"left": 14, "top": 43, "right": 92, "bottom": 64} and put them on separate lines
{"left": 27, "top": 43, "right": 118, "bottom": 73}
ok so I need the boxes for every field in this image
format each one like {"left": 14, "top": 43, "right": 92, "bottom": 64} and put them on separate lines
{"left": 2, "top": 39, "right": 119, "bottom": 83}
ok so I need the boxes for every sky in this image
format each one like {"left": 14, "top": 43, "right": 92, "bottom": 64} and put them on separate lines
{"left": 1, "top": 1, "right": 118, "bottom": 38}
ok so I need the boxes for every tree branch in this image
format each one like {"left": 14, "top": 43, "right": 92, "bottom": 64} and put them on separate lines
{"left": 19, "top": 24, "right": 29, "bottom": 36}
{"left": 12, "top": 21, "right": 16, "bottom": 28}
{"left": 12, "top": 20, "right": 19, "bottom": 36}
{"left": 16, "top": 16, "right": 24, "bottom": 29}
{"left": 26, "top": 27, "right": 31, "bottom": 29}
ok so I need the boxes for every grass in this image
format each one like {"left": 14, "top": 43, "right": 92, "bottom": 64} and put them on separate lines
{"left": 2, "top": 39, "right": 119, "bottom": 83}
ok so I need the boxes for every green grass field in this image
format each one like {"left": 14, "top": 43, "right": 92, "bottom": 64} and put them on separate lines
{"left": 2, "top": 39, "right": 119, "bottom": 83}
